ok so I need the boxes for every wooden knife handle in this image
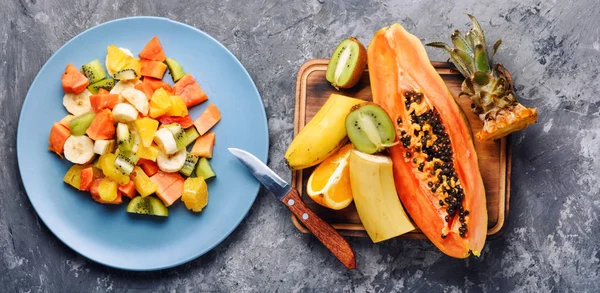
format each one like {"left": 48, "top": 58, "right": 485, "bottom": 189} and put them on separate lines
{"left": 281, "top": 188, "right": 356, "bottom": 269}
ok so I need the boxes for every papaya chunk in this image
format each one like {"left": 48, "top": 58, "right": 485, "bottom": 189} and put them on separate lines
{"left": 62, "top": 63, "right": 89, "bottom": 94}
{"left": 139, "top": 36, "right": 167, "bottom": 62}
{"left": 368, "top": 24, "right": 487, "bottom": 258}
{"left": 173, "top": 74, "right": 208, "bottom": 107}
{"left": 86, "top": 109, "right": 115, "bottom": 140}
{"left": 48, "top": 122, "right": 71, "bottom": 157}
{"left": 141, "top": 60, "right": 168, "bottom": 79}
{"left": 193, "top": 104, "right": 220, "bottom": 135}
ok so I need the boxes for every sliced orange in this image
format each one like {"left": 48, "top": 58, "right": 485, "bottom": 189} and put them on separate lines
{"left": 306, "top": 144, "right": 354, "bottom": 210}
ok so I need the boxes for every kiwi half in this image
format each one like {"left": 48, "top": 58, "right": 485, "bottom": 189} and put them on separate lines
{"left": 126, "top": 196, "right": 169, "bottom": 217}
{"left": 345, "top": 103, "right": 396, "bottom": 154}
{"left": 326, "top": 37, "right": 367, "bottom": 89}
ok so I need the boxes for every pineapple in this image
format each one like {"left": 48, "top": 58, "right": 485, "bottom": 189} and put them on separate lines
{"left": 166, "top": 95, "right": 188, "bottom": 117}
{"left": 98, "top": 177, "right": 118, "bottom": 202}
{"left": 132, "top": 166, "right": 158, "bottom": 197}
{"left": 149, "top": 88, "right": 172, "bottom": 118}
{"left": 136, "top": 143, "right": 159, "bottom": 161}
{"left": 106, "top": 45, "right": 142, "bottom": 79}
{"left": 427, "top": 14, "right": 538, "bottom": 141}
{"left": 135, "top": 117, "right": 159, "bottom": 147}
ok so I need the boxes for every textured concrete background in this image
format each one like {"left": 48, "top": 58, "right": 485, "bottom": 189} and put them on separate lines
{"left": 1, "top": 0, "right": 599, "bottom": 292}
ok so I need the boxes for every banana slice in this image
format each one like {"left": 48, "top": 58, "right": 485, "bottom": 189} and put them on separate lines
{"left": 64, "top": 135, "right": 95, "bottom": 164}
{"left": 106, "top": 47, "right": 134, "bottom": 77}
{"left": 63, "top": 89, "right": 93, "bottom": 116}
{"left": 157, "top": 149, "right": 187, "bottom": 172}
{"left": 154, "top": 128, "right": 178, "bottom": 155}
{"left": 112, "top": 103, "right": 138, "bottom": 122}
{"left": 121, "top": 88, "right": 149, "bottom": 116}
{"left": 129, "top": 122, "right": 141, "bottom": 153}
{"left": 93, "top": 139, "right": 115, "bottom": 155}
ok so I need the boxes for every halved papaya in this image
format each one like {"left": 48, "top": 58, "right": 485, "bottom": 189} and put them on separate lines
{"left": 368, "top": 24, "right": 487, "bottom": 258}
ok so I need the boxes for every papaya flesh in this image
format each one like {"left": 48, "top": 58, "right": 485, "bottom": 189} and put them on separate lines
{"left": 368, "top": 24, "right": 487, "bottom": 258}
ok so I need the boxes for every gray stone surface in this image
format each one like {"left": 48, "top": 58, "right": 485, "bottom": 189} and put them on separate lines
{"left": 1, "top": 0, "right": 598, "bottom": 292}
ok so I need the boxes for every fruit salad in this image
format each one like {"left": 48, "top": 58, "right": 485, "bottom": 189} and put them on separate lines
{"left": 49, "top": 36, "right": 219, "bottom": 217}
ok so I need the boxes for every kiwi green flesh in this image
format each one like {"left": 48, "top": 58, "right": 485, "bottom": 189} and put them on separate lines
{"left": 69, "top": 112, "right": 96, "bottom": 136}
{"left": 196, "top": 157, "right": 216, "bottom": 180}
{"left": 113, "top": 69, "right": 137, "bottom": 80}
{"left": 180, "top": 153, "right": 199, "bottom": 177}
{"left": 81, "top": 59, "right": 106, "bottom": 84}
{"left": 114, "top": 152, "right": 139, "bottom": 175}
{"left": 345, "top": 104, "right": 396, "bottom": 154}
{"left": 127, "top": 196, "right": 169, "bottom": 217}
{"left": 87, "top": 78, "right": 115, "bottom": 94}
{"left": 165, "top": 58, "right": 185, "bottom": 82}
{"left": 326, "top": 40, "right": 361, "bottom": 87}
{"left": 177, "top": 127, "right": 200, "bottom": 150}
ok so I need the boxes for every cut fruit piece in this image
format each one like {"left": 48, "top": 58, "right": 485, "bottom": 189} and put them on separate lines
{"left": 173, "top": 73, "right": 208, "bottom": 107}
{"left": 190, "top": 132, "right": 215, "bottom": 158}
{"left": 179, "top": 153, "right": 199, "bottom": 177}
{"left": 64, "top": 164, "right": 84, "bottom": 189}
{"left": 149, "top": 88, "right": 172, "bottom": 118}
{"left": 139, "top": 36, "right": 167, "bottom": 62}
{"left": 110, "top": 80, "right": 137, "bottom": 96}
{"left": 163, "top": 123, "right": 186, "bottom": 149}
{"left": 195, "top": 157, "right": 215, "bottom": 180}
{"left": 306, "top": 144, "right": 354, "bottom": 210}
{"left": 153, "top": 128, "right": 178, "bottom": 154}
{"left": 79, "top": 166, "right": 94, "bottom": 191}
{"left": 368, "top": 23, "right": 487, "bottom": 257}
{"left": 156, "top": 149, "right": 186, "bottom": 173}
{"left": 112, "top": 103, "right": 139, "bottom": 123}
{"left": 165, "top": 58, "right": 185, "bottom": 82}
{"left": 166, "top": 95, "right": 188, "bottom": 117}
{"left": 325, "top": 37, "right": 368, "bottom": 89}
{"left": 181, "top": 177, "right": 208, "bottom": 212}
{"left": 64, "top": 135, "right": 95, "bottom": 164}
{"left": 113, "top": 69, "right": 138, "bottom": 81}
{"left": 132, "top": 166, "right": 158, "bottom": 197}
{"left": 81, "top": 59, "right": 106, "bottom": 84}
{"left": 143, "top": 77, "right": 172, "bottom": 94}
{"left": 136, "top": 143, "right": 159, "bottom": 161}
{"left": 59, "top": 115, "right": 75, "bottom": 129}
{"left": 63, "top": 89, "right": 93, "bottom": 116}
{"left": 48, "top": 122, "right": 71, "bottom": 157}
{"left": 193, "top": 104, "right": 221, "bottom": 135}
{"left": 284, "top": 94, "right": 364, "bottom": 170}
{"left": 86, "top": 109, "right": 115, "bottom": 140}
{"left": 138, "top": 158, "right": 159, "bottom": 176}
{"left": 121, "top": 88, "right": 149, "bottom": 116}
{"left": 105, "top": 46, "right": 134, "bottom": 77}
{"left": 126, "top": 196, "right": 168, "bottom": 216}
{"left": 69, "top": 112, "right": 96, "bottom": 136}
{"left": 87, "top": 78, "right": 115, "bottom": 94}
{"left": 98, "top": 153, "right": 130, "bottom": 185}
{"left": 141, "top": 60, "right": 167, "bottom": 79}
{"left": 117, "top": 180, "right": 136, "bottom": 199}
{"left": 114, "top": 151, "right": 139, "bottom": 175}
{"left": 62, "top": 63, "right": 89, "bottom": 94}
{"left": 150, "top": 170, "right": 184, "bottom": 206}
{"left": 93, "top": 139, "right": 115, "bottom": 155}
{"left": 349, "top": 150, "right": 415, "bottom": 242}
{"left": 345, "top": 103, "right": 397, "bottom": 154}
{"left": 116, "top": 122, "right": 133, "bottom": 152}
{"left": 135, "top": 82, "right": 154, "bottom": 101}
{"left": 134, "top": 117, "right": 159, "bottom": 147}
{"left": 90, "top": 178, "right": 122, "bottom": 204}
{"left": 176, "top": 127, "right": 200, "bottom": 151}
{"left": 90, "top": 92, "right": 119, "bottom": 111}
{"left": 157, "top": 115, "right": 194, "bottom": 128}
{"left": 98, "top": 177, "right": 119, "bottom": 202}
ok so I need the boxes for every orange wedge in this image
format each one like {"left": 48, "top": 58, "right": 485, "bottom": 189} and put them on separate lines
{"left": 306, "top": 144, "right": 354, "bottom": 210}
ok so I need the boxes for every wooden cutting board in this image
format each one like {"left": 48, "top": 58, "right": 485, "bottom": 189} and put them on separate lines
{"left": 290, "top": 59, "right": 511, "bottom": 239}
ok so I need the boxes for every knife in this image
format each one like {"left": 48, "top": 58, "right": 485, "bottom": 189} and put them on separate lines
{"left": 228, "top": 148, "right": 356, "bottom": 269}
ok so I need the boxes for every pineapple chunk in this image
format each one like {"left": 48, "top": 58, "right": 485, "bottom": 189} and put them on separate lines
{"left": 98, "top": 153, "right": 130, "bottom": 185}
{"left": 136, "top": 143, "right": 159, "bottom": 161}
{"left": 166, "top": 95, "right": 188, "bottom": 117}
{"left": 149, "top": 88, "right": 172, "bottom": 118}
{"left": 134, "top": 117, "right": 159, "bottom": 147}
{"left": 132, "top": 166, "right": 158, "bottom": 197}
{"left": 98, "top": 177, "right": 118, "bottom": 202}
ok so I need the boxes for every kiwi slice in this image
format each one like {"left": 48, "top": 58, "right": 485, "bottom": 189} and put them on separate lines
{"left": 165, "top": 123, "right": 198, "bottom": 151}
{"left": 81, "top": 59, "right": 107, "bottom": 84}
{"left": 87, "top": 78, "right": 115, "bottom": 94}
{"left": 116, "top": 123, "right": 133, "bottom": 152}
{"left": 195, "top": 157, "right": 215, "bottom": 180}
{"left": 114, "top": 151, "right": 139, "bottom": 175}
{"left": 165, "top": 58, "right": 185, "bottom": 82}
{"left": 69, "top": 112, "right": 96, "bottom": 136}
{"left": 326, "top": 37, "right": 367, "bottom": 89}
{"left": 126, "top": 196, "right": 169, "bottom": 217}
{"left": 345, "top": 103, "right": 397, "bottom": 154}
{"left": 180, "top": 153, "right": 199, "bottom": 177}
{"left": 113, "top": 69, "right": 138, "bottom": 80}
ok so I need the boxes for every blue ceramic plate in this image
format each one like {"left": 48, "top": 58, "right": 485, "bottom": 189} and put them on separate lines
{"left": 17, "top": 17, "right": 268, "bottom": 271}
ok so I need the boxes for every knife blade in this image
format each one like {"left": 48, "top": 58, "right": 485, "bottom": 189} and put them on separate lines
{"left": 228, "top": 148, "right": 356, "bottom": 269}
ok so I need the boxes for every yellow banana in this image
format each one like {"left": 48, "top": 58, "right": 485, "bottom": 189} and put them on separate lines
{"left": 349, "top": 150, "right": 415, "bottom": 243}
{"left": 285, "top": 94, "right": 364, "bottom": 170}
